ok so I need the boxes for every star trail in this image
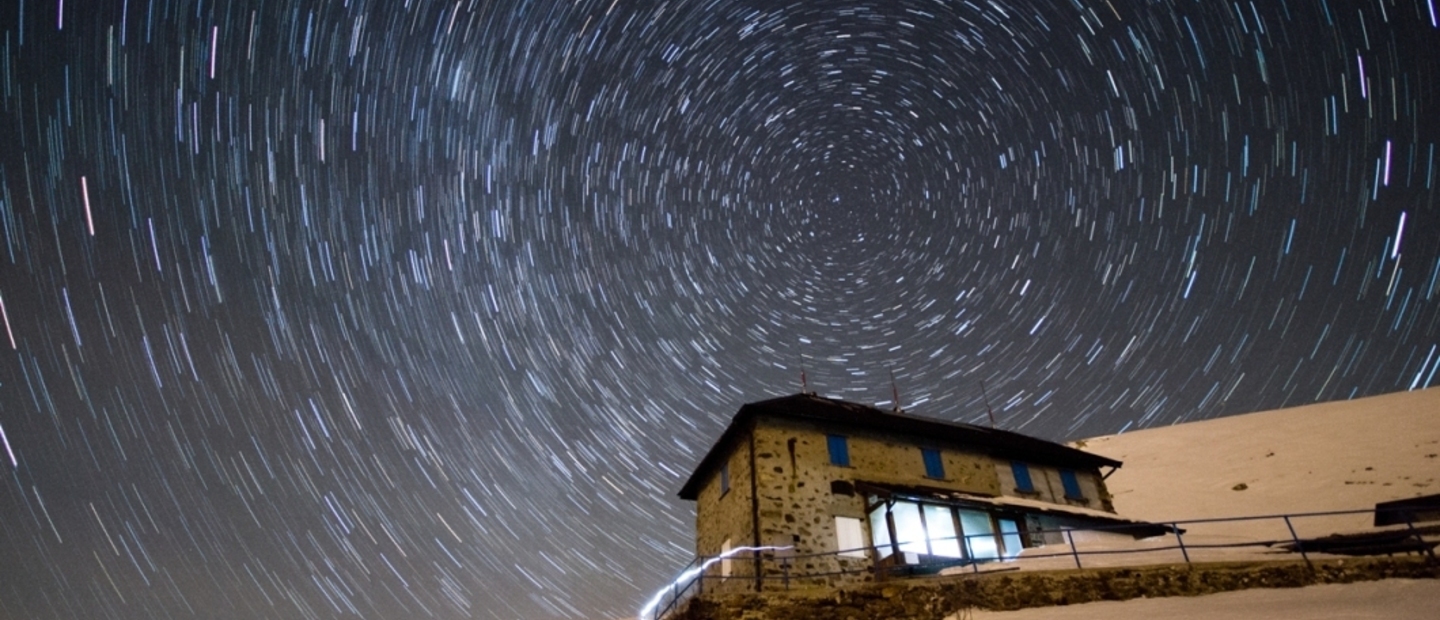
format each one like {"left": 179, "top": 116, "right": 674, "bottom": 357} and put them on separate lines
{"left": 0, "top": 1, "right": 1437, "bottom": 618}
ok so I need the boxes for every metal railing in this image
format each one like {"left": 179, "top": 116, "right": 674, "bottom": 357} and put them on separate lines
{"left": 642, "top": 506, "right": 1438, "bottom": 620}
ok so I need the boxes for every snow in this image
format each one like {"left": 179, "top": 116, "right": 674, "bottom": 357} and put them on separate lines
{"left": 1081, "top": 387, "right": 1440, "bottom": 549}
{"left": 962, "top": 578, "right": 1440, "bottom": 619}
{"left": 960, "top": 387, "right": 1440, "bottom": 571}
{"left": 959, "top": 388, "right": 1440, "bottom": 612}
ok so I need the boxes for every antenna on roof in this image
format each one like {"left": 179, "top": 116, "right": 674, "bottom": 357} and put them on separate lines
{"left": 980, "top": 379, "right": 997, "bottom": 429}
{"left": 799, "top": 354, "right": 813, "bottom": 395}
{"left": 889, "top": 370, "right": 902, "bottom": 413}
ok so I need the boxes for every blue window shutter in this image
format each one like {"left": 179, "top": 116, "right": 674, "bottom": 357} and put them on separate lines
{"left": 827, "top": 435, "right": 850, "bottom": 466}
{"left": 720, "top": 462, "right": 730, "bottom": 494}
{"left": 1061, "top": 470, "right": 1083, "bottom": 498}
{"left": 1011, "top": 462, "right": 1034, "bottom": 492}
{"left": 922, "top": 448, "right": 945, "bottom": 479}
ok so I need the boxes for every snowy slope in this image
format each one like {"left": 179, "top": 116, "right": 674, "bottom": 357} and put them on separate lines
{"left": 964, "top": 578, "right": 1440, "bottom": 620}
{"left": 1083, "top": 387, "right": 1439, "bottom": 523}
{"left": 963, "top": 389, "right": 1440, "bottom": 617}
{"left": 980, "top": 388, "right": 1440, "bottom": 571}
{"left": 1079, "top": 387, "right": 1440, "bottom": 547}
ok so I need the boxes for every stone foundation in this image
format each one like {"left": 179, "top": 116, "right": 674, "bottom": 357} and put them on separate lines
{"left": 668, "top": 557, "right": 1439, "bottom": 620}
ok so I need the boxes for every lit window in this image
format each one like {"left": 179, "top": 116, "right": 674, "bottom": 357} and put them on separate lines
{"left": 868, "top": 504, "right": 893, "bottom": 559}
{"left": 834, "top": 516, "right": 866, "bottom": 558}
{"left": 1060, "top": 469, "right": 1084, "bottom": 499}
{"left": 890, "top": 502, "right": 927, "bottom": 554}
{"left": 1011, "top": 462, "right": 1034, "bottom": 493}
{"left": 720, "top": 462, "right": 730, "bottom": 495}
{"left": 998, "top": 518, "right": 1025, "bottom": 558}
{"left": 827, "top": 435, "right": 850, "bottom": 466}
{"left": 958, "top": 509, "right": 999, "bottom": 560}
{"left": 922, "top": 448, "right": 945, "bottom": 479}
{"left": 924, "top": 504, "right": 961, "bottom": 558}
{"left": 720, "top": 538, "right": 732, "bottom": 577}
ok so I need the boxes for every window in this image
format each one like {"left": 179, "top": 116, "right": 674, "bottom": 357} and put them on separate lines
{"left": 998, "top": 518, "right": 1025, "bottom": 559}
{"left": 1011, "top": 462, "right": 1034, "bottom": 493}
{"left": 868, "top": 504, "right": 893, "bottom": 559}
{"left": 890, "top": 502, "right": 927, "bottom": 554}
{"left": 719, "top": 462, "right": 730, "bottom": 495}
{"left": 826, "top": 434, "right": 850, "bottom": 466}
{"left": 923, "top": 504, "right": 961, "bottom": 558}
{"left": 834, "top": 516, "right": 866, "bottom": 558}
{"left": 958, "top": 509, "right": 999, "bottom": 560}
{"left": 1060, "top": 469, "right": 1084, "bottom": 499}
{"left": 869, "top": 500, "right": 1016, "bottom": 564}
{"left": 921, "top": 448, "right": 945, "bottom": 479}
{"left": 720, "top": 538, "right": 732, "bottom": 577}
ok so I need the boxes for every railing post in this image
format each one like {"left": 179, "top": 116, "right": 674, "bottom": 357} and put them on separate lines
{"left": 782, "top": 555, "right": 791, "bottom": 590}
{"left": 1404, "top": 514, "right": 1437, "bottom": 564}
{"left": 959, "top": 533, "right": 977, "bottom": 573}
{"left": 1282, "top": 515, "right": 1312, "bottom": 571}
{"left": 1173, "top": 523, "right": 1190, "bottom": 565}
{"left": 1065, "top": 529, "right": 1082, "bottom": 569}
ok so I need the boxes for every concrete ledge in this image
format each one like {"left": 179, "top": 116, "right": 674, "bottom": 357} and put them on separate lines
{"left": 668, "top": 557, "right": 1439, "bottom": 620}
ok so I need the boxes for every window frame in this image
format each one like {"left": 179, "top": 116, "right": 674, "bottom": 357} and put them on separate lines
{"left": 834, "top": 516, "right": 867, "bottom": 558}
{"left": 719, "top": 461, "right": 730, "bottom": 496}
{"left": 720, "top": 538, "right": 732, "bottom": 577}
{"left": 826, "top": 434, "right": 851, "bottom": 466}
{"left": 921, "top": 447, "right": 945, "bottom": 479}
{"left": 1059, "top": 469, "right": 1084, "bottom": 499}
{"left": 1011, "top": 461, "right": 1035, "bottom": 493}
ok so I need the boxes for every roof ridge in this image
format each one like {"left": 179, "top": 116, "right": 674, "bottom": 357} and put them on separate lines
{"left": 678, "top": 393, "right": 1122, "bottom": 500}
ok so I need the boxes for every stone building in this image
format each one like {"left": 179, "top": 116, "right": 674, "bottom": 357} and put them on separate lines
{"left": 677, "top": 393, "right": 1167, "bottom": 592}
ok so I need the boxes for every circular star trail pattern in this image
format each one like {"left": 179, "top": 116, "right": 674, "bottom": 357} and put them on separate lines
{"left": 1, "top": 1, "right": 1438, "bottom": 618}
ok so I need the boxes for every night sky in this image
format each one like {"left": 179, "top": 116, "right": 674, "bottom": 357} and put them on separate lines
{"left": 0, "top": 0, "right": 1437, "bottom": 618}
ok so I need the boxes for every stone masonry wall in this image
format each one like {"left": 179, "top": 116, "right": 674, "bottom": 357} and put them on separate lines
{"left": 671, "top": 557, "right": 1440, "bottom": 620}
{"left": 994, "top": 461, "right": 1114, "bottom": 513}
{"left": 693, "top": 412, "right": 1120, "bottom": 596}
{"left": 749, "top": 421, "right": 867, "bottom": 589}
{"left": 746, "top": 417, "right": 1005, "bottom": 590}
{"left": 694, "top": 426, "right": 758, "bottom": 595}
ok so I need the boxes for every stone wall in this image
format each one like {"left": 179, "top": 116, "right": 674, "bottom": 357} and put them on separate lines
{"left": 751, "top": 421, "right": 867, "bottom": 588}
{"left": 693, "top": 422, "right": 758, "bottom": 594}
{"left": 746, "top": 417, "right": 1005, "bottom": 589}
{"left": 994, "top": 461, "right": 1113, "bottom": 513}
{"left": 670, "top": 557, "right": 1439, "bottom": 620}
{"left": 691, "top": 412, "right": 1120, "bottom": 594}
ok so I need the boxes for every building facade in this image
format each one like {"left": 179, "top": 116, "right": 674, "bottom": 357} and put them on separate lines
{"left": 678, "top": 393, "right": 1163, "bottom": 592}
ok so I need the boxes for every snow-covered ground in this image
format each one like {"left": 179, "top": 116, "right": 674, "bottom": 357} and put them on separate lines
{"left": 959, "top": 388, "right": 1440, "bottom": 612}
{"left": 959, "top": 387, "right": 1440, "bottom": 572}
{"left": 1085, "top": 386, "right": 1440, "bottom": 534}
{"left": 962, "top": 578, "right": 1440, "bottom": 620}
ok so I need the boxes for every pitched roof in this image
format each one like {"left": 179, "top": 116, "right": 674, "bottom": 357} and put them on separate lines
{"left": 677, "top": 393, "right": 1121, "bottom": 500}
